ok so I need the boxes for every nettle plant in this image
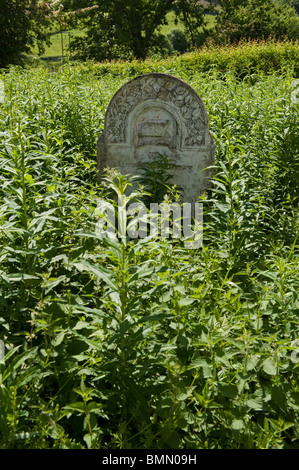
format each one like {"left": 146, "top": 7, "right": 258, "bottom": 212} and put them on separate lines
{"left": 33, "top": 170, "right": 205, "bottom": 449}
{"left": 139, "top": 154, "right": 183, "bottom": 206}
{"left": 0, "top": 65, "right": 298, "bottom": 449}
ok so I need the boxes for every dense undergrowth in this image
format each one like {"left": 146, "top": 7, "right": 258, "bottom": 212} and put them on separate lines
{"left": 66, "top": 39, "right": 299, "bottom": 79}
{"left": 0, "top": 54, "right": 298, "bottom": 448}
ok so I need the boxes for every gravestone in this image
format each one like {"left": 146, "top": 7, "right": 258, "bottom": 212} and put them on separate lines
{"left": 97, "top": 73, "right": 215, "bottom": 204}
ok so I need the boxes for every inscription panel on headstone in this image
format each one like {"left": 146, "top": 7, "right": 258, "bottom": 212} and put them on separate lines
{"left": 97, "top": 73, "right": 215, "bottom": 204}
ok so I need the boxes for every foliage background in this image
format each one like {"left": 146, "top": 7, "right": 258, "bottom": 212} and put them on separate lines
{"left": 0, "top": 0, "right": 53, "bottom": 68}
{"left": 1, "top": 0, "right": 299, "bottom": 66}
{"left": 0, "top": 52, "right": 298, "bottom": 448}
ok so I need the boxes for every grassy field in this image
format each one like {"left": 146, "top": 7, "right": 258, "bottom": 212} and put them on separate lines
{"left": 159, "top": 10, "right": 217, "bottom": 35}
{"left": 30, "top": 10, "right": 217, "bottom": 60}
{"left": 31, "top": 29, "right": 86, "bottom": 60}
{"left": 0, "top": 44, "right": 299, "bottom": 449}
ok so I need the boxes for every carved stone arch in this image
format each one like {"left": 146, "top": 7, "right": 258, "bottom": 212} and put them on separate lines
{"left": 97, "top": 73, "right": 216, "bottom": 205}
{"left": 125, "top": 99, "right": 183, "bottom": 150}
{"left": 104, "top": 73, "right": 209, "bottom": 148}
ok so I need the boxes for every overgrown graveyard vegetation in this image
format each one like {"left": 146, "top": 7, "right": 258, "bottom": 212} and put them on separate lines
{"left": 0, "top": 45, "right": 299, "bottom": 449}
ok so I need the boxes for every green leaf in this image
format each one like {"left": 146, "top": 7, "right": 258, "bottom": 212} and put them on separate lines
{"left": 44, "top": 276, "right": 68, "bottom": 295}
{"left": 188, "top": 357, "right": 213, "bottom": 378}
{"left": 215, "top": 202, "right": 230, "bottom": 213}
{"left": 246, "top": 354, "right": 260, "bottom": 371}
{"left": 73, "top": 321, "right": 94, "bottom": 331}
{"left": 64, "top": 402, "right": 86, "bottom": 413}
{"left": 178, "top": 298, "right": 195, "bottom": 307}
{"left": 219, "top": 383, "right": 239, "bottom": 399}
{"left": 262, "top": 358, "right": 277, "bottom": 376}
{"left": 231, "top": 419, "right": 245, "bottom": 431}
{"left": 72, "top": 260, "right": 117, "bottom": 291}
{"left": 73, "top": 305, "right": 106, "bottom": 318}
{"left": 2, "top": 348, "right": 38, "bottom": 383}
{"left": 7, "top": 273, "right": 39, "bottom": 281}
{"left": 138, "top": 312, "right": 173, "bottom": 323}
{"left": 25, "top": 174, "right": 34, "bottom": 185}
{"left": 83, "top": 432, "right": 97, "bottom": 449}
{"left": 17, "top": 366, "right": 40, "bottom": 387}
{"left": 128, "top": 267, "right": 155, "bottom": 283}
{"left": 246, "top": 396, "right": 265, "bottom": 411}
{"left": 51, "top": 331, "right": 65, "bottom": 347}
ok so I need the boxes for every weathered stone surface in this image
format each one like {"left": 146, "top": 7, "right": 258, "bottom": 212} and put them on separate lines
{"left": 97, "top": 73, "right": 215, "bottom": 204}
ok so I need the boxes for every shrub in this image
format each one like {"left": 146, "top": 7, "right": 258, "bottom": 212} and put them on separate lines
{"left": 168, "top": 29, "right": 191, "bottom": 54}
{"left": 212, "top": 0, "right": 299, "bottom": 44}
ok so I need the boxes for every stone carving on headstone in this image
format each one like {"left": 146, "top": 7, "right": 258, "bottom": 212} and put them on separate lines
{"left": 97, "top": 73, "right": 215, "bottom": 205}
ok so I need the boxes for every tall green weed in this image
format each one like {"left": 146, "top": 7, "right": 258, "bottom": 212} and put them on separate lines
{"left": 0, "top": 63, "right": 298, "bottom": 449}
{"left": 68, "top": 39, "right": 299, "bottom": 79}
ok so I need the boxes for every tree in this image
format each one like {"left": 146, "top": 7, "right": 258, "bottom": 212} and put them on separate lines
{"left": 0, "top": 0, "right": 53, "bottom": 68}
{"left": 212, "top": 0, "right": 299, "bottom": 43}
{"left": 174, "top": 0, "right": 214, "bottom": 49}
{"left": 66, "top": 0, "right": 210, "bottom": 61}
{"left": 67, "top": 0, "right": 175, "bottom": 61}
{"left": 291, "top": 0, "right": 299, "bottom": 14}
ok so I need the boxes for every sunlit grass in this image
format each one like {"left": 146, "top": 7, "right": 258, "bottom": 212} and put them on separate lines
{"left": 31, "top": 28, "right": 87, "bottom": 59}
{"left": 159, "top": 10, "right": 216, "bottom": 35}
